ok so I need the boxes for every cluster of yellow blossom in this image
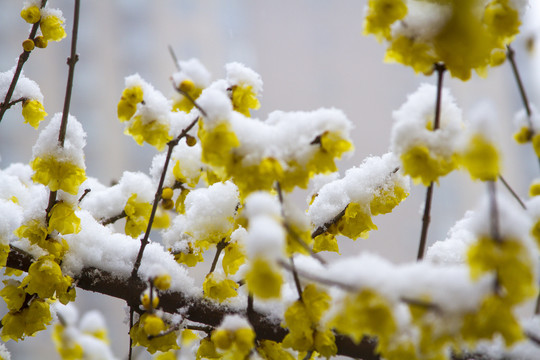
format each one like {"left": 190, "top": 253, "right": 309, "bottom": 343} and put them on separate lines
{"left": 117, "top": 77, "right": 173, "bottom": 151}
{"left": 0, "top": 255, "right": 75, "bottom": 341}
{"left": 21, "top": 99, "right": 47, "bottom": 128}
{"left": 209, "top": 316, "right": 255, "bottom": 359}
{"left": 364, "top": 0, "right": 524, "bottom": 80}
{"left": 21, "top": 5, "right": 67, "bottom": 48}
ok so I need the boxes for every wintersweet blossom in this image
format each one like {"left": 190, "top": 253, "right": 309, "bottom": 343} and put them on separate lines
{"left": 365, "top": 0, "right": 527, "bottom": 80}
{"left": 130, "top": 313, "right": 179, "bottom": 354}
{"left": 21, "top": 99, "right": 47, "bottom": 128}
{"left": 20, "top": 5, "right": 41, "bottom": 24}
{"left": 40, "top": 11, "right": 67, "bottom": 42}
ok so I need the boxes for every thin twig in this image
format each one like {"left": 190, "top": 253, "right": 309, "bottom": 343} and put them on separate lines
{"left": 45, "top": 0, "right": 81, "bottom": 220}
{"left": 128, "top": 307, "right": 134, "bottom": 360}
{"left": 171, "top": 82, "right": 208, "bottom": 117}
{"left": 498, "top": 174, "right": 526, "bottom": 210}
{"left": 0, "top": 0, "right": 48, "bottom": 124}
{"left": 289, "top": 257, "right": 304, "bottom": 301}
{"left": 130, "top": 116, "right": 199, "bottom": 281}
{"left": 168, "top": 45, "right": 181, "bottom": 71}
{"left": 208, "top": 238, "right": 228, "bottom": 274}
{"left": 507, "top": 45, "right": 532, "bottom": 121}
{"left": 275, "top": 182, "right": 326, "bottom": 264}
{"left": 311, "top": 207, "right": 347, "bottom": 239}
{"left": 417, "top": 63, "right": 446, "bottom": 261}
{"left": 488, "top": 181, "right": 502, "bottom": 244}
{"left": 78, "top": 188, "right": 91, "bottom": 203}
{"left": 101, "top": 210, "right": 127, "bottom": 226}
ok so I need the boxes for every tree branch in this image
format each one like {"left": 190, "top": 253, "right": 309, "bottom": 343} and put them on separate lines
{"left": 0, "top": 0, "right": 48, "bottom": 124}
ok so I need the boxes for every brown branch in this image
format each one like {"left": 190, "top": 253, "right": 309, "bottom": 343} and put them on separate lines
{"left": 498, "top": 174, "right": 526, "bottom": 210}
{"left": 417, "top": 63, "right": 446, "bottom": 261}
{"left": 130, "top": 116, "right": 199, "bottom": 281}
{"left": 0, "top": 0, "right": 48, "bottom": 124}
{"left": 311, "top": 206, "right": 347, "bottom": 239}
{"left": 100, "top": 210, "right": 127, "bottom": 226}
{"left": 208, "top": 238, "right": 228, "bottom": 274}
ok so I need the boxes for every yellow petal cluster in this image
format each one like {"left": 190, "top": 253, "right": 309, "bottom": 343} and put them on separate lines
{"left": 230, "top": 84, "right": 261, "bottom": 117}
{"left": 40, "top": 15, "right": 67, "bottom": 42}
{"left": 48, "top": 202, "right": 81, "bottom": 235}
{"left": 245, "top": 257, "right": 283, "bottom": 299}
{"left": 130, "top": 314, "right": 179, "bottom": 354}
{"left": 118, "top": 86, "right": 144, "bottom": 121}
{"left": 124, "top": 194, "right": 152, "bottom": 238}
{"left": 31, "top": 156, "right": 86, "bottom": 195}
{"left": 21, "top": 5, "right": 41, "bottom": 24}
{"left": 367, "top": 0, "right": 523, "bottom": 80}
{"left": 22, "top": 99, "right": 47, "bottom": 128}
{"left": 459, "top": 134, "right": 500, "bottom": 181}
{"left": 1, "top": 298, "right": 52, "bottom": 341}
{"left": 124, "top": 115, "right": 172, "bottom": 151}
{"left": 211, "top": 326, "right": 255, "bottom": 359}
{"left": 203, "top": 273, "right": 239, "bottom": 302}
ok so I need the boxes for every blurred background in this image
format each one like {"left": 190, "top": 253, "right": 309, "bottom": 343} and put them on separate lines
{"left": 0, "top": 1, "right": 539, "bottom": 358}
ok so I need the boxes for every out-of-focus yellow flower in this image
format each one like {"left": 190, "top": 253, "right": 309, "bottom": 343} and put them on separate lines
{"left": 222, "top": 242, "right": 245, "bottom": 275}
{"left": 245, "top": 257, "right": 282, "bottom": 299}
{"left": 363, "top": 0, "right": 407, "bottom": 41}
{"left": 400, "top": 144, "right": 456, "bottom": 186}
{"left": 460, "top": 134, "right": 500, "bottom": 181}
{"left": 130, "top": 314, "right": 179, "bottom": 354}
{"left": 203, "top": 273, "right": 238, "bottom": 302}
{"left": 22, "top": 100, "right": 47, "bottom": 128}
{"left": 211, "top": 327, "right": 255, "bottom": 358}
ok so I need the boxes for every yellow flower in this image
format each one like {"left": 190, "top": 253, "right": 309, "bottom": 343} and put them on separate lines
{"left": 21, "top": 255, "right": 75, "bottom": 304}
{"left": 468, "top": 236, "right": 536, "bottom": 305}
{"left": 313, "top": 232, "right": 339, "bottom": 253}
{"left": 48, "top": 202, "right": 81, "bottom": 235}
{"left": 172, "top": 161, "right": 200, "bottom": 188}
{"left": 257, "top": 340, "right": 295, "bottom": 360}
{"left": 230, "top": 84, "right": 261, "bottom": 117}
{"left": 40, "top": 15, "right": 67, "bottom": 42}
{"left": 124, "top": 194, "right": 152, "bottom": 238}
{"left": 130, "top": 314, "right": 179, "bottom": 354}
{"left": 125, "top": 116, "right": 172, "bottom": 151}
{"left": 22, "top": 99, "right": 47, "bottom": 128}
{"left": 245, "top": 257, "right": 282, "bottom": 299}
{"left": 400, "top": 144, "right": 456, "bottom": 186}
{"left": 173, "top": 245, "right": 204, "bottom": 267}
{"left": 198, "top": 119, "right": 240, "bottom": 169}
{"left": 0, "top": 280, "right": 26, "bottom": 311}
{"left": 1, "top": 298, "right": 52, "bottom": 341}
{"left": 370, "top": 184, "right": 409, "bottom": 216}
{"left": 31, "top": 156, "right": 86, "bottom": 195}
{"left": 0, "top": 244, "right": 10, "bottom": 269}
{"left": 211, "top": 327, "right": 255, "bottom": 358}
{"left": 334, "top": 202, "right": 377, "bottom": 240}
{"left": 363, "top": 0, "right": 407, "bottom": 41}
{"left": 385, "top": 36, "right": 437, "bottom": 75}
{"left": 532, "top": 133, "right": 540, "bottom": 159}
{"left": 173, "top": 79, "right": 203, "bottom": 113}
{"left": 203, "top": 273, "right": 239, "bottom": 302}
{"left": 228, "top": 157, "right": 283, "bottom": 197}
{"left": 513, "top": 126, "right": 533, "bottom": 144}
{"left": 15, "top": 219, "right": 69, "bottom": 259}
{"left": 21, "top": 5, "right": 41, "bottom": 24}
{"left": 461, "top": 295, "right": 524, "bottom": 346}
{"left": 330, "top": 289, "right": 396, "bottom": 346}
{"left": 222, "top": 242, "right": 245, "bottom": 275}
{"left": 196, "top": 337, "right": 221, "bottom": 359}
{"left": 118, "top": 86, "right": 144, "bottom": 121}
{"left": 307, "top": 131, "right": 353, "bottom": 176}
{"left": 460, "top": 134, "right": 500, "bottom": 182}
{"left": 52, "top": 324, "right": 84, "bottom": 360}
{"left": 154, "top": 274, "right": 171, "bottom": 291}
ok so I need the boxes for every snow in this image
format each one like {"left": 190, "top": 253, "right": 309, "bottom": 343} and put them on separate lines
{"left": 391, "top": 83, "right": 463, "bottom": 158}
{"left": 0, "top": 68, "right": 44, "bottom": 103}
{"left": 32, "top": 113, "right": 87, "bottom": 168}
{"left": 171, "top": 58, "right": 212, "bottom": 89}
{"left": 226, "top": 62, "right": 263, "bottom": 94}
{"left": 218, "top": 314, "right": 252, "bottom": 331}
